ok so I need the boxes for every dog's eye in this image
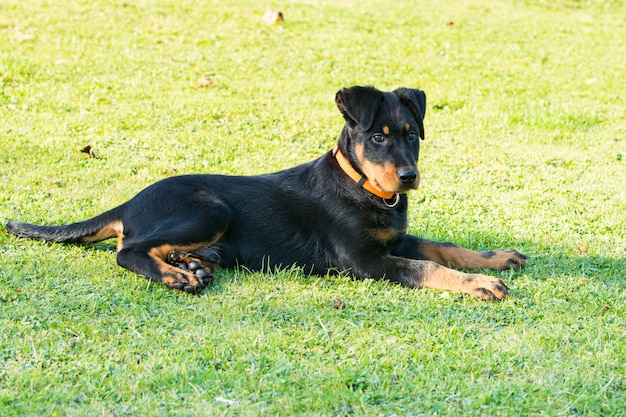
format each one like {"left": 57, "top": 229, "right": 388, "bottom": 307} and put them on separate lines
{"left": 408, "top": 131, "right": 418, "bottom": 141}
{"left": 372, "top": 134, "right": 386, "bottom": 143}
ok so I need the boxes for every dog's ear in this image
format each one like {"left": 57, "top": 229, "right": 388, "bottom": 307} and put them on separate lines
{"left": 394, "top": 88, "right": 426, "bottom": 140}
{"left": 335, "top": 86, "right": 384, "bottom": 131}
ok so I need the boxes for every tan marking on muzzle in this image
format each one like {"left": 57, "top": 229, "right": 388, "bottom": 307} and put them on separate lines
{"left": 355, "top": 143, "right": 401, "bottom": 193}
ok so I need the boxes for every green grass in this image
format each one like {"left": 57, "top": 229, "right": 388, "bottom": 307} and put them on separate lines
{"left": 1, "top": 0, "right": 625, "bottom": 415}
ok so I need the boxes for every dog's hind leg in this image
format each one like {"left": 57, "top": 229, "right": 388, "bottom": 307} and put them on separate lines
{"left": 116, "top": 201, "right": 231, "bottom": 293}
{"left": 117, "top": 243, "right": 216, "bottom": 293}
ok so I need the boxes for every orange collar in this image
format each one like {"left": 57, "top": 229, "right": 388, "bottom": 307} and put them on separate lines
{"left": 332, "top": 145, "right": 397, "bottom": 200}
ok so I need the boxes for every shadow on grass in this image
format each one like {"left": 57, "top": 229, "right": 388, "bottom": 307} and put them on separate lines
{"left": 9, "top": 229, "right": 625, "bottom": 301}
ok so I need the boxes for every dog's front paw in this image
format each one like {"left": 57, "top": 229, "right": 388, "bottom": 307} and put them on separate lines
{"left": 499, "top": 250, "right": 527, "bottom": 271}
{"left": 483, "top": 249, "right": 527, "bottom": 271}
{"left": 463, "top": 274, "right": 509, "bottom": 301}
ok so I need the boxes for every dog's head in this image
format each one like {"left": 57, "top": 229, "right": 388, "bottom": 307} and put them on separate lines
{"left": 335, "top": 86, "right": 426, "bottom": 195}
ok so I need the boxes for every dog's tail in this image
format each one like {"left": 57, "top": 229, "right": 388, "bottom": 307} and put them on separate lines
{"left": 6, "top": 205, "right": 126, "bottom": 244}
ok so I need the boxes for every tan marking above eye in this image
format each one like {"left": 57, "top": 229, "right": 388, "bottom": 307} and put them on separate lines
{"left": 404, "top": 123, "right": 410, "bottom": 132}
{"left": 382, "top": 125, "right": 390, "bottom": 135}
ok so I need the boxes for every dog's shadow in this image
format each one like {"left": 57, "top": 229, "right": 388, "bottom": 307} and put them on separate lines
{"left": 92, "top": 237, "right": 624, "bottom": 297}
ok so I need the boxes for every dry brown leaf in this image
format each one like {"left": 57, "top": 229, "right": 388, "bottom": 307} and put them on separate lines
{"left": 196, "top": 76, "right": 215, "bottom": 88}
{"left": 80, "top": 145, "right": 100, "bottom": 159}
{"left": 263, "top": 10, "right": 284, "bottom": 24}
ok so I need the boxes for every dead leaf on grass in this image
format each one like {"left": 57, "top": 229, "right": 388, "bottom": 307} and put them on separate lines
{"left": 196, "top": 76, "right": 214, "bottom": 88}
{"left": 80, "top": 145, "right": 100, "bottom": 159}
{"left": 263, "top": 10, "right": 284, "bottom": 24}
{"left": 332, "top": 298, "right": 346, "bottom": 309}
{"left": 16, "top": 30, "right": 34, "bottom": 42}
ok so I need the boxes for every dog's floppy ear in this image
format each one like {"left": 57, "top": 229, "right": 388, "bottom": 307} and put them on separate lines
{"left": 394, "top": 88, "right": 426, "bottom": 140}
{"left": 335, "top": 86, "right": 384, "bottom": 131}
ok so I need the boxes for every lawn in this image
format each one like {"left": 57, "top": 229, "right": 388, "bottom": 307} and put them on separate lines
{"left": 1, "top": 0, "right": 625, "bottom": 415}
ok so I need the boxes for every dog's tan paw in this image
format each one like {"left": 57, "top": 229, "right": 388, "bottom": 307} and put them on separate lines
{"left": 482, "top": 250, "right": 527, "bottom": 271}
{"left": 166, "top": 251, "right": 215, "bottom": 290}
{"left": 463, "top": 274, "right": 509, "bottom": 301}
{"left": 161, "top": 265, "right": 213, "bottom": 295}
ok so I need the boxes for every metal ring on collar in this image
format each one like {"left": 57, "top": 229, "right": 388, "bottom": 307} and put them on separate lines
{"left": 383, "top": 193, "right": 400, "bottom": 208}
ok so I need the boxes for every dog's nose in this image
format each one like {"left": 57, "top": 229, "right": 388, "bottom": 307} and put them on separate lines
{"left": 398, "top": 168, "right": 417, "bottom": 184}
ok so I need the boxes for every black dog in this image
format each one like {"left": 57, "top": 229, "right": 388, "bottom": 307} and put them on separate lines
{"left": 6, "top": 86, "right": 526, "bottom": 300}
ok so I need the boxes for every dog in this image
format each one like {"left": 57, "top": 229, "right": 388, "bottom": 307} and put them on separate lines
{"left": 6, "top": 86, "right": 526, "bottom": 300}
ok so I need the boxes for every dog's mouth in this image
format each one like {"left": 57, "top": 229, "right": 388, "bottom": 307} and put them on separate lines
{"left": 407, "top": 175, "right": 421, "bottom": 191}
{"left": 369, "top": 170, "right": 420, "bottom": 195}
{"left": 394, "top": 182, "right": 420, "bottom": 192}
